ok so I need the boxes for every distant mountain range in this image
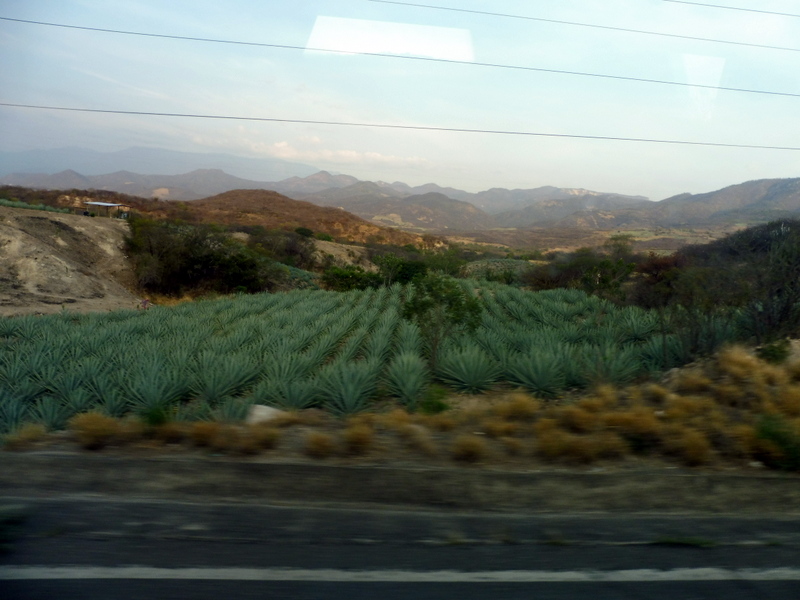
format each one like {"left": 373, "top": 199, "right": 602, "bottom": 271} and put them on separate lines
{"left": 0, "top": 147, "right": 317, "bottom": 182}
{"left": 2, "top": 147, "right": 799, "bottom": 232}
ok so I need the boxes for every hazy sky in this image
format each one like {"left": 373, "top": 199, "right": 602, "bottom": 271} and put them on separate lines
{"left": 2, "top": 0, "right": 800, "bottom": 200}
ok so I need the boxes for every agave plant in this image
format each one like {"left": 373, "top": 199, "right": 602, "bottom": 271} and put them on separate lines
{"left": 190, "top": 353, "right": 259, "bottom": 404}
{"left": 505, "top": 351, "right": 566, "bottom": 398}
{"left": 31, "top": 396, "right": 70, "bottom": 431}
{"left": 251, "top": 377, "right": 320, "bottom": 410}
{"left": 435, "top": 346, "right": 501, "bottom": 394}
{"left": 0, "top": 395, "right": 28, "bottom": 434}
{"left": 318, "top": 360, "right": 380, "bottom": 416}
{"left": 213, "top": 396, "right": 254, "bottom": 423}
{"left": 580, "top": 343, "right": 644, "bottom": 386}
{"left": 384, "top": 352, "right": 429, "bottom": 409}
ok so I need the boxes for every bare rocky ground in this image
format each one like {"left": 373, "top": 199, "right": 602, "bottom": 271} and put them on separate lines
{"left": 0, "top": 206, "right": 139, "bottom": 316}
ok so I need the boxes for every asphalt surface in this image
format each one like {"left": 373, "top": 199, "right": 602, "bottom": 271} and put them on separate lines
{"left": 2, "top": 497, "right": 800, "bottom": 599}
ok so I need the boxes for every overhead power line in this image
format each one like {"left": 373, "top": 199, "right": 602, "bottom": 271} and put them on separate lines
{"left": 3, "top": 102, "right": 800, "bottom": 152}
{"left": 1, "top": 17, "right": 799, "bottom": 101}
{"left": 663, "top": 0, "right": 800, "bottom": 19}
{"left": 366, "top": 0, "right": 800, "bottom": 52}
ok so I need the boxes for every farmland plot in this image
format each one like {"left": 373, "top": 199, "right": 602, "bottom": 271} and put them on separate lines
{"left": 0, "top": 283, "right": 723, "bottom": 432}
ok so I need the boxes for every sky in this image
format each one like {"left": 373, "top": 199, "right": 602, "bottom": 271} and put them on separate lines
{"left": 1, "top": 0, "right": 800, "bottom": 201}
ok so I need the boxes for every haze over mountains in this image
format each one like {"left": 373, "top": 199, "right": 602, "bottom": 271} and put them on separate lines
{"left": 2, "top": 147, "right": 800, "bottom": 232}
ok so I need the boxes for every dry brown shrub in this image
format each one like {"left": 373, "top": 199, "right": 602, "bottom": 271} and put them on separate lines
{"left": 153, "top": 422, "right": 189, "bottom": 444}
{"left": 717, "top": 346, "right": 761, "bottom": 381}
{"left": 535, "top": 429, "right": 572, "bottom": 461}
{"left": 396, "top": 423, "right": 438, "bottom": 456}
{"left": 451, "top": 434, "right": 489, "bottom": 462}
{"left": 716, "top": 424, "right": 758, "bottom": 458}
{"left": 2, "top": 424, "right": 47, "bottom": 451}
{"left": 423, "top": 413, "right": 457, "bottom": 432}
{"left": 641, "top": 383, "right": 671, "bottom": 405}
{"left": 674, "top": 371, "right": 714, "bottom": 394}
{"left": 233, "top": 431, "right": 261, "bottom": 456}
{"left": 559, "top": 406, "right": 600, "bottom": 433}
{"left": 533, "top": 417, "right": 560, "bottom": 435}
{"left": 663, "top": 427, "right": 712, "bottom": 466}
{"left": 209, "top": 425, "right": 241, "bottom": 453}
{"left": 594, "top": 384, "right": 620, "bottom": 406}
{"left": 500, "top": 436, "right": 526, "bottom": 456}
{"left": 343, "top": 423, "right": 374, "bottom": 455}
{"left": 493, "top": 394, "right": 540, "bottom": 420}
{"left": 589, "top": 431, "right": 630, "bottom": 459}
{"left": 249, "top": 425, "right": 281, "bottom": 449}
{"left": 664, "top": 396, "right": 714, "bottom": 421}
{"left": 576, "top": 396, "right": 609, "bottom": 413}
{"left": 269, "top": 412, "right": 306, "bottom": 428}
{"left": 785, "top": 359, "right": 800, "bottom": 382}
{"left": 482, "top": 418, "right": 521, "bottom": 438}
{"left": 69, "top": 412, "right": 123, "bottom": 450}
{"left": 712, "top": 382, "right": 751, "bottom": 409}
{"left": 379, "top": 409, "right": 413, "bottom": 431}
{"left": 304, "top": 432, "right": 337, "bottom": 458}
{"left": 777, "top": 385, "right": 800, "bottom": 417}
{"left": 761, "top": 364, "right": 790, "bottom": 387}
{"left": 603, "top": 408, "right": 662, "bottom": 452}
{"left": 190, "top": 422, "right": 222, "bottom": 447}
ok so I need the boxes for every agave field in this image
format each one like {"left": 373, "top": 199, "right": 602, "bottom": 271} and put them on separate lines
{"left": 0, "top": 282, "right": 734, "bottom": 434}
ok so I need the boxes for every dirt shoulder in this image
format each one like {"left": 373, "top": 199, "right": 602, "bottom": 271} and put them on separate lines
{"left": 1, "top": 450, "right": 797, "bottom": 513}
{"left": 0, "top": 206, "right": 139, "bottom": 316}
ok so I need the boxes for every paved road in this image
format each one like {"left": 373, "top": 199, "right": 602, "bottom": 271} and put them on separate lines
{"left": 2, "top": 497, "right": 799, "bottom": 599}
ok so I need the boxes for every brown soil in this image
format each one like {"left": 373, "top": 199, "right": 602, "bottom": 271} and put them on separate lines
{"left": 0, "top": 206, "right": 139, "bottom": 316}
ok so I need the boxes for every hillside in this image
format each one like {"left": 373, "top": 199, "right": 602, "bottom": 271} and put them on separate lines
{"left": 0, "top": 205, "right": 137, "bottom": 316}
{"left": 186, "top": 189, "right": 422, "bottom": 246}
{"left": 492, "top": 193, "right": 651, "bottom": 228}
{"left": 0, "top": 168, "right": 280, "bottom": 201}
{"left": 300, "top": 183, "right": 494, "bottom": 231}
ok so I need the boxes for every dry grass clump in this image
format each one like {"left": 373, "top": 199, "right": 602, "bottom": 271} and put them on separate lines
{"left": 248, "top": 424, "right": 281, "bottom": 450}
{"left": 664, "top": 395, "right": 715, "bottom": 421}
{"left": 662, "top": 426, "right": 712, "bottom": 466}
{"left": 776, "top": 385, "right": 800, "bottom": 416}
{"left": 396, "top": 423, "right": 438, "bottom": 456}
{"left": 492, "top": 393, "right": 540, "bottom": 420}
{"left": 602, "top": 408, "right": 662, "bottom": 452}
{"left": 208, "top": 425, "right": 241, "bottom": 453}
{"left": 674, "top": 371, "right": 714, "bottom": 394}
{"left": 2, "top": 424, "right": 48, "bottom": 451}
{"left": 153, "top": 422, "right": 190, "bottom": 444}
{"left": 559, "top": 406, "right": 601, "bottom": 433}
{"left": 190, "top": 422, "right": 222, "bottom": 447}
{"left": 343, "top": 423, "right": 374, "bottom": 456}
{"left": 422, "top": 413, "right": 457, "bottom": 432}
{"left": 499, "top": 436, "right": 526, "bottom": 456}
{"left": 451, "top": 434, "right": 489, "bottom": 463}
{"left": 641, "top": 383, "right": 671, "bottom": 405}
{"left": 68, "top": 412, "right": 124, "bottom": 450}
{"left": 482, "top": 418, "right": 521, "bottom": 438}
{"left": 717, "top": 346, "right": 762, "bottom": 382}
{"left": 377, "top": 409, "right": 413, "bottom": 431}
{"left": 304, "top": 432, "right": 337, "bottom": 459}
{"left": 590, "top": 431, "right": 630, "bottom": 459}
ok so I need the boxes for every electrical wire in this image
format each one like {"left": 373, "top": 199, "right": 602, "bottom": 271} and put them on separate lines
{"left": 1, "top": 16, "right": 799, "bottom": 101}
{"left": 366, "top": 0, "right": 800, "bottom": 52}
{"left": 2, "top": 102, "right": 800, "bottom": 151}
{"left": 662, "top": 0, "right": 800, "bottom": 19}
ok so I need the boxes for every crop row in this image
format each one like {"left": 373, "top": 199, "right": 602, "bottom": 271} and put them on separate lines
{"left": 0, "top": 283, "right": 733, "bottom": 432}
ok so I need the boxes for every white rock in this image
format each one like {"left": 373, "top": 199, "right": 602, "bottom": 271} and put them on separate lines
{"left": 246, "top": 404, "right": 286, "bottom": 425}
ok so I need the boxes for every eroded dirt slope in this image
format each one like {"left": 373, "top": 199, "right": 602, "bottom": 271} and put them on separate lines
{"left": 0, "top": 206, "right": 138, "bottom": 316}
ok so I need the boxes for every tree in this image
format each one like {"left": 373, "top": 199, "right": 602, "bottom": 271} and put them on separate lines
{"left": 402, "top": 273, "right": 482, "bottom": 367}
